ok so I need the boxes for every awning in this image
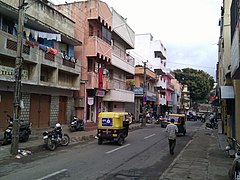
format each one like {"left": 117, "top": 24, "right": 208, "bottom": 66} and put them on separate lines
{"left": 220, "top": 86, "right": 235, "bottom": 99}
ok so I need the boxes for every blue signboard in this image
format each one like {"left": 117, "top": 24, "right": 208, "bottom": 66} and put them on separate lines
{"left": 102, "top": 118, "right": 112, "bottom": 126}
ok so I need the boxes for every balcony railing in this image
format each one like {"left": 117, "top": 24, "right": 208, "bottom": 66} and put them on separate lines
{"left": 63, "top": 58, "right": 75, "bottom": 68}
{"left": 113, "top": 45, "right": 134, "bottom": 66}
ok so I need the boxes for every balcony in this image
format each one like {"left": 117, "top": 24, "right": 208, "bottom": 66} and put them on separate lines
{"left": 0, "top": 31, "right": 81, "bottom": 90}
{"left": 86, "top": 0, "right": 112, "bottom": 29}
{"left": 167, "top": 84, "right": 174, "bottom": 92}
{"left": 85, "top": 36, "right": 111, "bottom": 62}
{"left": 112, "top": 45, "right": 135, "bottom": 74}
{"left": 86, "top": 71, "right": 109, "bottom": 90}
{"left": 103, "top": 89, "right": 134, "bottom": 102}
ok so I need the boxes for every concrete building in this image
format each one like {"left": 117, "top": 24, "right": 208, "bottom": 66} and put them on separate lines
{"left": 131, "top": 66, "right": 158, "bottom": 120}
{"left": 171, "top": 79, "right": 182, "bottom": 113}
{"left": 0, "top": 0, "right": 82, "bottom": 129}
{"left": 129, "top": 33, "right": 168, "bottom": 116}
{"left": 102, "top": 8, "right": 135, "bottom": 112}
{"left": 217, "top": 0, "right": 235, "bottom": 138}
{"left": 181, "top": 85, "right": 190, "bottom": 114}
{"left": 57, "top": 0, "right": 135, "bottom": 128}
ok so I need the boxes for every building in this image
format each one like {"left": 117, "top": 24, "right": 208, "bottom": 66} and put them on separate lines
{"left": 128, "top": 33, "right": 168, "bottom": 117}
{"left": 102, "top": 8, "right": 135, "bottom": 112}
{"left": 0, "top": 0, "right": 82, "bottom": 129}
{"left": 57, "top": 0, "right": 135, "bottom": 128}
{"left": 171, "top": 79, "right": 182, "bottom": 113}
{"left": 181, "top": 85, "right": 190, "bottom": 114}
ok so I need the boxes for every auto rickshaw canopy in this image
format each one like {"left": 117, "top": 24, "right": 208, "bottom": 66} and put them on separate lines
{"left": 98, "top": 112, "right": 129, "bottom": 130}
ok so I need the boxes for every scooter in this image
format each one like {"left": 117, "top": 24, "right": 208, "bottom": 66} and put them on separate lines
{"left": 225, "top": 137, "right": 240, "bottom": 180}
{"left": 2, "top": 115, "right": 32, "bottom": 145}
{"left": 69, "top": 116, "right": 84, "bottom": 132}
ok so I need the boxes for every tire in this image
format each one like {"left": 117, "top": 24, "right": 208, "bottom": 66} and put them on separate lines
{"left": 47, "top": 138, "right": 56, "bottom": 151}
{"left": 118, "top": 137, "right": 124, "bottom": 146}
{"left": 21, "top": 134, "right": 29, "bottom": 142}
{"left": 60, "top": 134, "right": 70, "bottom": 146}
{"left": 98, "top": 139, "right": 103, "bottom": 145}
{"left": 1, "top": 138, "right": 9, "bottom": 145}
{"left": 70, "top": 127, "right": 76, "bottom": 132}
{"left": 234, "top": 170, "right": 240, "bottom": 180}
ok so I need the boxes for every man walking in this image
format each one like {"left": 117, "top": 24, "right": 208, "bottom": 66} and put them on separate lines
{"left": 165, "top": 119, "right": 178, "bottom": 155}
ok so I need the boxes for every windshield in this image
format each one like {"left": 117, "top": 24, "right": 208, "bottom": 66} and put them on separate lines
{"left": 168, "top": 116, "right": 180, "bottom": 122}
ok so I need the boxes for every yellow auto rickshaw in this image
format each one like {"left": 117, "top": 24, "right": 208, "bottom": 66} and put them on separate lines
{"left": 97, "top": 112, "right": 130, "bottom": 146}
{"left": 167, "top": 114, "right": 186, "bottom": 136}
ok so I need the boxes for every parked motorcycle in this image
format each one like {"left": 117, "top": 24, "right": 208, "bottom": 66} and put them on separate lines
{"left": 43, "top": 123, "right": 70, "bottom": 151}
{"left": 69, "top": 116, "right": 84, "bottom": 132}
{"left": 2, "top": 115, "right": 32, "bottom": 145}
{"left": 225, "top": 137, "right": 240, "bottom": 180}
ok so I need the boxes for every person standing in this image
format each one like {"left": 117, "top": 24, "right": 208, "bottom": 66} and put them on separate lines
{"left": 165, "top": 119, "right": 178, "bottom": 155}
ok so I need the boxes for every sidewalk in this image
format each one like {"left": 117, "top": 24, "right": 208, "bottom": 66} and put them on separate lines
{"left": 0, "top": 123, "right": 142, "bottom": 161}
{"left": 159, "top": 121, "right": 233, "bottom": 180}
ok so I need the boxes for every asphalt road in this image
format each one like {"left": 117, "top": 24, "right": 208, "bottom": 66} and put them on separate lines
{"left": 0, "top": 121, "right": 202, "bottom": 180}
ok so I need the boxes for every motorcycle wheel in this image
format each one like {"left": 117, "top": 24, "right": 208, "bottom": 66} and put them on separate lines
{"left": 21, "top": 134, "right": 29, "bottom": 142}
{"left": 60, "top": 134, "right": 70, "bottom": 146}
{"left": 70, "top": 127, "right": 76, "bottom": 132}
{"left": 234, "top": 170, "right": 240, "bottom": 180}
{"left": 1, "top": 138, "right": 9, "bottom": 145}
{"left": 47, "top": 138, "right": 56, "bottom": 151}
{"left": 118, "top": 137, "right": 124, "bottom": 146}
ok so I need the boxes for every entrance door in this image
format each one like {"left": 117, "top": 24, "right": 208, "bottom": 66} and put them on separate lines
{"left": 30, "top": 94, "right": 50, "bottom": 128}
{"left": 58, "top": 96, "right": 67, "bottom": 124}
{"left": 0, "top": 91, "right": 14, "bottom": 130}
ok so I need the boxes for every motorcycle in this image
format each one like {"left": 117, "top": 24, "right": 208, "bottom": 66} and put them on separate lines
{"left": 43, "top": 123, "right": 70, "bottom": 151}
{"left": 69, "top": 116, "right": 84, "bottom": 132}
{"left": 2, "top": 115, "right": 32, "bottom": 145}
{"left": 225, "top": 137, "right": 240, "bottom": 180}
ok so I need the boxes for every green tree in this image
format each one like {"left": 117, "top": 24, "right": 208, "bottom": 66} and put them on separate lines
{"left": 173, "top": 68, "right": 214, "bottom": 103}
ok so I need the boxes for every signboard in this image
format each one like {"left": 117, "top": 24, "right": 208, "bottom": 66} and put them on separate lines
{"left": 88, "top": 97, "right": 94, "bottom": 105}
{"left": 102, "top": 118, "right": 112, "bottom": 126}
{"left": 95, "top": 89, "right": 105, "bottom": 97}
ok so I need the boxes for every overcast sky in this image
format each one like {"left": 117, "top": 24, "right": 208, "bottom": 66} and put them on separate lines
{"left": 52, "top": 0, "right": 222, "bottom": 79}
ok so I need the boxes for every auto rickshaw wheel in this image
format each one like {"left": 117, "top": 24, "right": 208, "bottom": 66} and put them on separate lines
{"left": 118, "top": 137, "right": 124, "bottom": 146}
{"left": 98, "top": 139, "right": 103, "bottom": 145}
{"left": 183, "top": 132, "right": 186, "bottom": 136}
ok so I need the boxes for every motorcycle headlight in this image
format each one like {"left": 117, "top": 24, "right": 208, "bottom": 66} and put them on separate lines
{"left": 225, "top": 145, "right": 231, "bottom": 151}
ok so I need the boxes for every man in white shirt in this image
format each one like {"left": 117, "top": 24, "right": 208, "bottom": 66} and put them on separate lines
{"left": 165, "top": 118, "right": 178, "bottom": 155}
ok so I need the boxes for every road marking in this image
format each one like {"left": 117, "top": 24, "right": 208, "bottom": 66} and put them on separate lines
{"left": 37, "top": 169, "right": 68, "bottom": 180}
{"left": 144, "top": 134, "right": 156, "bottom": 139}
{"left": 106, "top": 144, "right": 130, "bottom": 154}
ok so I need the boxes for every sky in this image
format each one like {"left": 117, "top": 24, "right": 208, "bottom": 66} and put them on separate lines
{"left": 52, "top": 0, "right": 222, "bottom": 79}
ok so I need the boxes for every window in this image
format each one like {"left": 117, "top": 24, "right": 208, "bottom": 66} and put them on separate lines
{"left": 89, "top": 25, "right": 93, "bottom": 36}
{"left": 102, "top": 26, "right": 111, "bottom": 45}
{"left": 154, "top": 51, "right": 162, "bottom": 58}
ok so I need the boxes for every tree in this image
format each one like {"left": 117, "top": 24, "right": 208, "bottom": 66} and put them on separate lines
{"left": 173, "top": 68, "right": 214, "bottom": 103}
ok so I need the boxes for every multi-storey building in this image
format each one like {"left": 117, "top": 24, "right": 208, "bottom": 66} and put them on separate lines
{"left": 160, "top": 69, "right": 175, "bottom": 114}
{"left": 217, "top": 0, "right": 237, "bottom": 138}
{"left": 181, "top": 85, "right": 190, "bottom": 114}
{"left": 129, "top": 33, "right": 167, "bottom": 116}
{"left": 129, "top": 66, "right": 157, "bottom": 120}
{"left": 0, "top": 0, "right": 82, "bottom": 129}
{"left": 103, "top": 8, "right": 135, "bottom": 112}
{"left": 171, "top": 79, "right": 182, "bottom": 113}
{"left": 57, "top": 0, "right": 135, "bottom": 128}
{"left": 57, "top": 0, "right": 112, "bottom": 127}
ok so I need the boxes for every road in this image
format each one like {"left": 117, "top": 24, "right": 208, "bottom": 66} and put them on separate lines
{"left": 0, "top": 121, "right": 202, "bottom": 180}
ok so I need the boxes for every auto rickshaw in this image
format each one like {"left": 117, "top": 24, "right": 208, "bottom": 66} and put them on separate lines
{"left": 167, "top": 113, "right": 186, "bottom": 136}
{"left": 97, "top": 112, "right": 130, "bottom": 146}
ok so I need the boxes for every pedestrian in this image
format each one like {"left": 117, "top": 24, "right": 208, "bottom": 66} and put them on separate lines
{"left": 165, "top": 118, "right": 178, "bottom": 155}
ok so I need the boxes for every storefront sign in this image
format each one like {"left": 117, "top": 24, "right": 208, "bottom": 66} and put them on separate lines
{"left": 95, "top": 89, "right": 105, "bottom": 97}
{"left": 133, "top": 87, "right": 143, "bottom": 95}
{"left": 88, "top": 97, "right": 94, "bottom": 105}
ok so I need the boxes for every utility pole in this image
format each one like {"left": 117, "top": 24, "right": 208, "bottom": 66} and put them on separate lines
{"left": 142, "top": 61, "right": 147, "bottom": 126}
{"left": 11, "top": 0, "right": 26, "bottom": 155}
